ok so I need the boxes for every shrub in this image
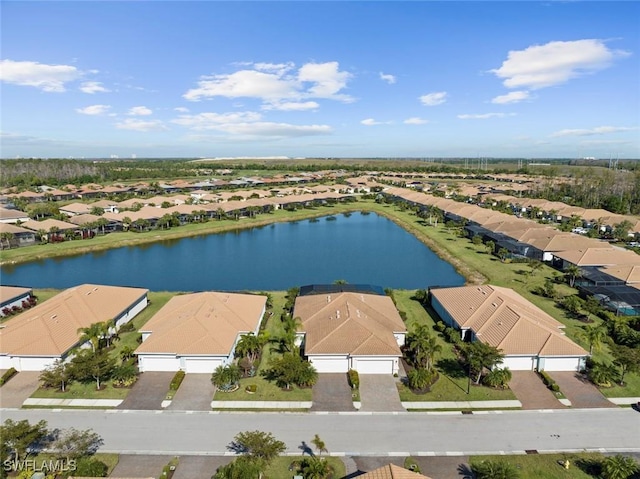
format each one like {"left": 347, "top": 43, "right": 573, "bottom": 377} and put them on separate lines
{"left": 538, "top": 370, "right": 560, "bottom": 392}
{"left": 245, "top": 384, "right": 257, "bottom": 393}
{"left": 74, "top": 458, "right": 108, "bottom": 477}
{"left": 348, "top": 369, "right": 360, "bottom": 389}
{"left": 118, "top": 321, "right": 135, "bottom": 333}
{"left": 169, "top": 370, "right": 185, "bottom": 391}
{"left": 434, "top": 321, "right": 446, "bottom": 332}
{"left": 0, "top": 368, "right": 17, "bottom": 386}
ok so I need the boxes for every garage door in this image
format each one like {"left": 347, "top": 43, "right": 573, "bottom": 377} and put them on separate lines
{"left": 355, "top": 359, "right": 394, "bottom": 375}
{"left": 183, "top": 357, "right": 223, "bottom": 373}
{"left": 503, "top": 356, "right": 535, "bottom": 371}
{"left": 540, "top": 357, "right": 581, "bottom": 372}
{"left": 309, "top": 357, "right": 349, "bottom": 373}
{"left": 138, "top": 355, "right": 180, "bottom": 372}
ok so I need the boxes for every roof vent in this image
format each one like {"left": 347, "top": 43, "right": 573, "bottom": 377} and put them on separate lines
{"left": 491, "top": 302, "right": 497, "bottom": 307}
{"left": 327, "top": 295, "right": 331, "bottom": 303}
{"left": 50, "top": 314, "right": 57, "bottom": 319}
{"left": 336, "top": 310, "right": 340, "bottom": 319}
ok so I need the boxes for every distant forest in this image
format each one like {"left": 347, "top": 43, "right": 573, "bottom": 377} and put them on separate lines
{"left": 2, "top": 158, "right": 640, "bottom": 215}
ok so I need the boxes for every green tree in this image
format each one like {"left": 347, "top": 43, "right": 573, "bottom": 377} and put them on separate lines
{"left": 601, "top": 454, "right": 639, "bottom": 479}
{"left": 610, "top": 344, "right": 640, "bottom": 386}
{"left": 211, "top": 364, "right": 242, "bottom": 392}
{"left": 497, "top": 247, "right": 509, "bottom": 262}
{"left": 579, "top": 323, "right": 608, "bottom": 355}
{"left": 228, "top": 430, "right": 286, "bottom": 478}
{"left": 39, "top": 359, "right": 72, "bottom": 392}
{"left": 588, "top": 361, "right": 618, "bottom": 387}
{"left": 472, "top": 234, "right": 483, "bottom": 246}
{"left": 485, "top": 240, "right": 495, "bottom": 254}
{"left": 0, "top": 232, "right": 15, "bottom": 250}
{"left": 463, "top": 341, "right": 505, "bottom": 384}
{"left": 562, "top": 295, "right": 584, "bottom": 318}
{"left": 0, "top": 419, "right": 49, "bottom": 462}
{"left": 235, "top": 332, "right": 269, "bottom": 375}
{"left": 482, "top": 367, "right": 512, "bottom": 389}
{"left": 311, "top": 434, "right": 328, "bottom": 456}
{"left": 213, "top": 456, "right": 263, "bottom": 479}
{"left": 300, "top": 456, "right": 334, "bottom": 479}
{"left": 50, "top": 428, "right": 103, "bottom": 459}
{"left": 69, "top": 350, "right": 116, "bottom": 390}
{"left": 263, "top": 353, "right": 317, "bottom": 389}
{"left": 77, "top": 322, "right": 104, "bottom": 352}
{"left": 406, "top": 324, "right": 442, "bottom": 371}
{"left": 564, "top": 264, "right": 582, "bottom": 287}
{"left": 407, "top": 367, "right": 435, "bottom": 391}
{"left": 613, "top": 220, "right": 633, "bottom": 242}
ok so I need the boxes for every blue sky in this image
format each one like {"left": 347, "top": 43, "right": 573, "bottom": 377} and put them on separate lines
{"left": 1, "top": 1, "right": 639, "bottom": 159}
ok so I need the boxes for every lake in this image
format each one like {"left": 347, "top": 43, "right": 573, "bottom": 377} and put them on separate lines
{"left": 0, "top": 212, "right": 465, "bottom": 291}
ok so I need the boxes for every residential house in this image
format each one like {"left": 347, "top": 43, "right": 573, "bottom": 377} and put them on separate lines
{"left": 0, "top": 286, "right": 33, "bottom": 317}
{"left": 0, "top": 208, "right": 30, "bottom": 224}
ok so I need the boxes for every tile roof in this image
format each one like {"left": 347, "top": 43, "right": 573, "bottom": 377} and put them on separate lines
{"left": 598, "top": 264, "right": 640, "bottom": 284}
{"left": 553, "top": 247, "right": 640, "bottom": 267}
{"left": 0, "top": 284, "right": 149, "bottom": 356}
{"left": 0, "top": 286, "right": 32, "bottom": 304}
{"left": 357, "top": 464, "right": 433, "bottom": 479}
{"left": 135, "top": 292, "right": 266, "bottom": 356}
{"left": 21, "top": 218, "right": 79, "bottom": 231}
{"left": 430, "top": 285, "right": 587, "bottom": 357}
{"left": 293, "top": 292, "right": 406, "bottom": 356}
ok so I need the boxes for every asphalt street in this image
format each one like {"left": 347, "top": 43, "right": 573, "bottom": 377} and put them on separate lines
{"left": 1, "top": 408, "right": 639, "bottom": 456}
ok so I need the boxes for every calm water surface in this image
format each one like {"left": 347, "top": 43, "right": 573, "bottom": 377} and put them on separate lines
{"left": 0, "top": 213, "right": 465, "bottom": 291}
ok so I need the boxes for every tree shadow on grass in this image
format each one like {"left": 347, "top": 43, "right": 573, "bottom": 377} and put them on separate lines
{"left": 436, "top": 358, "right": 467, "bottom": 380}
{"left": 575, "top": 457, "right": 602, "bottom": 476}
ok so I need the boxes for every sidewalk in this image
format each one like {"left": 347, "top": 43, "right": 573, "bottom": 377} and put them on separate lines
{"left": 402, "top": 400, "right": 522, "bottom": 410}
{"left": 23, "top": 398, "right": 123, "bottom": 408}
{"left": 211, "top": 401, "right": 312, "bottom": 409}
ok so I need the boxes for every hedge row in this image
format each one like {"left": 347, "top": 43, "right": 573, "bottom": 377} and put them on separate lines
{"left": 0, "top": 368, "right": 17, "bottom": 387}
{"left": 538, "top": 370, "right": 560, "bottom": 392}
{"left": 348, "top": 369, "right": 360, "bottom": 389}
{"left": 169, "top": 370, "right": 185, "bottom": 391}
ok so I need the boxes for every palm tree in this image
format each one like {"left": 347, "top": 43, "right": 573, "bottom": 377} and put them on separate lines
{"left": 482, "top": 367, "right": 512, "bottom": 388}
{"left": 301, "top": 457, "right": 334, "bottom": 479}
{"left": 235, "top": 332, "right": 269, "bottom": 375}
{"left": 122, "top": 216, "right": 132, "bottom": 231}
{"left": 406, "top": 324, "right": 442, "bottom": 371}
{"left": 485, "top": 240, "right": 495, "bottom": 255}
{"left": 600, "top": 454, "right": 639, "bottom": 479}
{"left": 471, "top": 459, "right": 520, "bottom": 479}
{"left": 272, "top": 316, "right": 301, "bottom": 354}
{"left": 311, "top": 434, "right": 328, "bottom": 456}
{"left": 579, "top": 323, "right": 607, "bottom": 354}
{"left": 565, "top": 264, "right": 582, "bottom": 287}
{"left": 464, "top": 341, "right": 505, "bottom": 384}
{"left": 211, "top": 363, "right": 242, "bottom": 391}
{"left": 588, "top": 361, "right": 618, "bottom": 387}
{"left": 407, "top": 367, "right": 435, "bottom": 391}
{"left": 0, "top": 232, "right": 15, "bottom": 250}
{"left": 77, "top": 322, "right": 104, "bottom": 352}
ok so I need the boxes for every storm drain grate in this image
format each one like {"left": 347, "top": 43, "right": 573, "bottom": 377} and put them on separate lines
{"left": 525, "top": 450, "right": 539, "bottom": 455}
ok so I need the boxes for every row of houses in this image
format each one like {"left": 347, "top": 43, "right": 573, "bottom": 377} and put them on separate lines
{"left": 0, "top": 281, "right": 588, "bottom": 374}
{"left": 383, "top": 186, "right": 640, "bottom": 315}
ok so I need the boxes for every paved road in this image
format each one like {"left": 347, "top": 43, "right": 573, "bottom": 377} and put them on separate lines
{"left": 1, "top": 408, "right": 638, "bottom": 456}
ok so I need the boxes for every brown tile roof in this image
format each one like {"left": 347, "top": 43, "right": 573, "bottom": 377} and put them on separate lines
{"left": 0, "top": 286, "right": 32, "bottom": 304}
{"left": 554, "top": 247, "right": 640, "bottom": 267}
{"left": 0, "top": 284, "right": 149, "bottom": 356}
{"left": 0, "top": 208, "right": 30, "bottom": 221}
{"left": 66, "top": 214, "right": 102, "bottom": 226}
{"left": 0, "top": 223, "right": 34, "bottom": 235}
{"left": 599, "top": 265, "right": 640, "bottom": 284}
{"left": 59, "top": 203, "right": 91, "bottom": 214}
{"left": 293, "top": 293, "right": 406, "bottom": 356}
{"left": 430, "top": 285, "right": 587, "bottom": 357}
{"left": 357, "top": 464, "right": 432, "bottom": 479}
{"left": 525, "top": 234, "right": 607, "bottom": 252}
{"left": 21, "top": 218, "right": 79, "bottom": 231}
{"left": 135, "top": 292, "right": 266, "bottom": 356}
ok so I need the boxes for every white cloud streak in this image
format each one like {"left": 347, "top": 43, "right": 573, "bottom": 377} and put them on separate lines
{"left": 80, "top": 81, "right": 110, "bottom": 94}
{"left": 128, "top": 106, "right": 153, "bottom": 116}
{"left": 457, "top": 113, "right": 515, "bottom": 120}
{"left": 491, "top": 90, "right": 531, "bottom": 104}
{"left": 0, "top": 59, "right": 83, "bottom": 92}
{"left": 551, "top": 126, "right": 638, "bottom": 137}
{"left": 379, "top": 72, "right": 396, "bottom": 84}
{"left": 76, "top": 104, "right": 111, "bottom": 115}
{"left": 403, "top": 117, "right": 428, "bottom": 125}
{"left": 115, "top": 119, "right": 168, "bottom": 131}
{"left": 491, "top": 39, "right": 631, "bottom": 90}
{"left": 419, "top": 91, "right": 447, "bottom": 106}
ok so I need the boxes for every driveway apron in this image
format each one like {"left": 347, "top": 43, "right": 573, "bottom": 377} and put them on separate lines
{"left": 0, "top": 371, "right": 41, "bottom": 408}
{"left": 547, "top": 371, "right": 615, "bottom": 408}
{"left": 508, "top": 371, "right": 565, "bottom": 410}
{"left": 167, "top": 373, "right": 215, "bottom": 411}
{"left": 358, "top": 374, "right": 405, "bottom": 412}
{"left": 118, "top": 371, "right": 174, "bottom": 410}
{"left": 110, "top": 454, "right": 171, "bottom": 478}
{"left": 311, "top": 373, "right": 356, "bottom": 412}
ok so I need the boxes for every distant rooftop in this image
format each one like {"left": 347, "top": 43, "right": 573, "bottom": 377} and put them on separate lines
{"left": 299, "top": 284, "right": 386, "bottom": 296}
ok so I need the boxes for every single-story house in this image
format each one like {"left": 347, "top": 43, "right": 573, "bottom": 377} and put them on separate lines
{"left": 0, "top": 286, "right": 33, "bottom": 317}
{"left": 357, "top": 464, "right": 432, "bottom": 479}
{"left": 553, "top": 247, "right": 640, "bottom": 269}
{"left": 0, "top": 284, "right": 149, "bottom": 371}
{"left": 293, "top": 288, "right": 407, "bottom": 375}
{"left": 430, "top": 285, "right": 588, "bottom": 371}
{"left": 0, "top": 223, "right": 37, "bottom": 248}
{"left": 59, "top": 203, "right": 91, "bottom": 217}
{"left": 135, "top": 291, "right": 267, "bottom": 373}
{"left": 0, "top": 208, "right": 30, "bottom": 224}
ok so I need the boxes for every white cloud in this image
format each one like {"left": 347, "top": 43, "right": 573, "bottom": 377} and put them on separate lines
{"left": 80, "top": 81, "right": 110, "bottom": 94}
{"left": 361, "top": 118, "right": 383, "bottom": 126}
{"left": 379, "top": 72, "right": 396, "bottom": 84}
{"left": 76, "top": 104, "right": 111, "bottom": 115}
{"left": 0, "top": 59, "right": 82, "bottom": 92}
{"left": 491, "top": 39, "right": 631, "bottom": 90}
{"left": 128, "top": 106, "right": 153, "bottom": 116}
{"left": 262, "top": 101, "right": 319, "bottom": 111}
{"left": 184, "top": 61, "right": 353, "bottom": 105}
{"left": 491, "top": 90, "right": 530, "bottom": 104}
{"left": 115, "top": 119, "right": 167, "bottom": 131}
{"left": 457, "top": 112, "right": 515, "bottom": 120}
{"left": 172, "top": 112, "right": 263, "bottom": 130}
{"left": 208, "top": 122, "right": 331, "bottom": 137}
{"left": 174, "top": 107, "right": 189, "bottom": 113}
{"left": 420, "top": 91, "right": 447, "bottom": 106}
{"left": 551, "top": 126, "right": 638, "bottom": 137}
{"left": 404, "top": 117, "right": 428, "bottom": 125}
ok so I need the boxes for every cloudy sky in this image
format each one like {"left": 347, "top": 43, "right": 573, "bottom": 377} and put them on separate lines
{"left": 1, "top": 1, "right": 638, "bottom": 159}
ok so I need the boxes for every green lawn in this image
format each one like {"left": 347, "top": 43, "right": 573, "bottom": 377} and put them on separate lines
{"left": 468, "top": 452, "right": 624, "bottom": 479}
{"left": 264, "top": 456, "right": 346, "bottom": 479}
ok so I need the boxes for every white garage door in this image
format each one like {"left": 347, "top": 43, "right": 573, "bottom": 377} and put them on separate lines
{"left": 309, "top": 357, "right": 349, "bottom": 373}
{"left": 355, "top": 359, "right": 394, "bottom": 375}
{"left": 503, "top": 356, "right": 535, "bottom": 371}
{"left": 541, "top": 357, "right": 581, "bottom": 372}
{"left": 138, "top": 355, "right": 180, "bottom": 372}
{"left": 183, "top": 357, "right": 223, "bottom": 373}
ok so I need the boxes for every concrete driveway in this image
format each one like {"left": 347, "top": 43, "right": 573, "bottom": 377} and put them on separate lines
{"left": 509, "top": 371, "right": 564, "bottom": 410}
{"left": 0, "top": 371, "right": 41, "bottom": 408}
{"left": 359, "top": 375, "right": 404, "bottom": 412}
{"left": 172, "top": 456, "right": 233, "bottom": 479}
{"left": 548, "top": 371, "right": 616, "bottom": 408}
{"left": 167, "top": 373, "right": 215, "bottom": 411}
{"left": 118, "top": 372, "right": 174, "bottom": 410}
{"left": 110, "top": 454, "right": 170, "bottom": 478}
{"left": 311, "top": 373, "right": 355, "bottom": 412}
